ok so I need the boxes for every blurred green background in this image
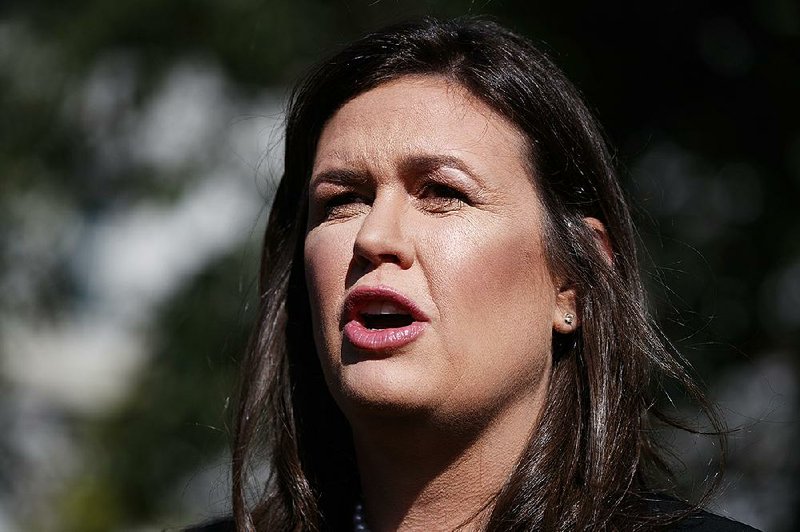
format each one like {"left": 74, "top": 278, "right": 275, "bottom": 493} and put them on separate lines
{"left": 0, "top": 0, "right": 797, "bottom": 530}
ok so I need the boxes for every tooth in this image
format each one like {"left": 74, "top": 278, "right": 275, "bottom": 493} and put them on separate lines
{"left": 362, "top": 302, "right": 384, "bottom": 315}
{"left": 380, "top": 302, "right": 401, "bottom": 315}
{"left": 361, "top": 301, "right": 406, "bottom": 315}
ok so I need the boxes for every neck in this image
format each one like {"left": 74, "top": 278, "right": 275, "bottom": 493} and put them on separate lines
{"left": 351, "top": 395, "right": 541, "bottom": 531}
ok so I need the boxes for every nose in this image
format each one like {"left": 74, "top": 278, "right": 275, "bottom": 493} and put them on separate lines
{"left": 353, "top": 192, "right": 414, "bottom": 270}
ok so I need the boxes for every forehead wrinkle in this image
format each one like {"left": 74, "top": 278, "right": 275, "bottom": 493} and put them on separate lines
{"left": 316, "top": 133, "right": 418, "bottom": 182}
{"left": 314, "top": 75, "right": 534, "bottom": 188}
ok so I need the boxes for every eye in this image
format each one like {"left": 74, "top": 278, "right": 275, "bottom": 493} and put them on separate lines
{"left": 323, "top": 192, "right": 368, "bottom": 219}
{"left": 418, "top": 182, "right": 469, "bottom": 212}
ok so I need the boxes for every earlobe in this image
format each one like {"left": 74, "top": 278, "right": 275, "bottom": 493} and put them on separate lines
{"left": 553, "top": 286, "right": 578, "bottom": 334}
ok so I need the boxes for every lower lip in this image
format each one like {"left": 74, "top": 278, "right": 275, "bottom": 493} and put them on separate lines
{"left": 343, "top": 320, "right": 428, "bottom": 351}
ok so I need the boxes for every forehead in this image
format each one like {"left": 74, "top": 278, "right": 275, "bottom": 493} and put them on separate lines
{"left": 313, "top": 76, "right": 531, "bottom": 179}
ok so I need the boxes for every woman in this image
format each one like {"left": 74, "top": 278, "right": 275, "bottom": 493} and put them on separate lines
{"left": 216, "top": 17, "right": 758, "bottom": 532}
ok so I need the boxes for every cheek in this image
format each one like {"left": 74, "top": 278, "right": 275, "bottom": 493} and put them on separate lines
{"left": 304, "top": 227, "right": 353, "bottom": 332}
{"left": 422, "top": 215, "right": 556, "bottom": 359}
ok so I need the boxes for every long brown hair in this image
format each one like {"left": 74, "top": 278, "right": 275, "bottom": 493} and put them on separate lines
{"left": 232, "top": 17, "right": 722, "bottom": 531}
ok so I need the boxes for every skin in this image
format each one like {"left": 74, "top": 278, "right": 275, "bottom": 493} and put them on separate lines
{"left": 304, "top": 76, "right": 578, "bottom": 531}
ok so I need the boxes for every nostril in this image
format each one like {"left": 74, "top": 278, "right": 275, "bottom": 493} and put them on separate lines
{"left": 353, "top": 242, "right": 405, "bottom": 268}
{"left": 377, "top": 252, "right": 402, "bottom": 264}
{"left": 353, "top": 250, "right": 400, "bottom": 270}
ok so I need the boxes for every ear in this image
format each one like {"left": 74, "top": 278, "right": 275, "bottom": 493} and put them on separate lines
{"left": 552, "top": 283, "right": 578, "bottom": 334}
{"left": 552, "top": 217, "right": 613, "bottom": 334}
{"left": 583, "top": 216, "right": 614, "bottom": 267}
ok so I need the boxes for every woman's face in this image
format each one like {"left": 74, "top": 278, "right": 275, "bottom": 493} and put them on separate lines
{"left": 304, "top": 76, "right": 573, "bottom": 428}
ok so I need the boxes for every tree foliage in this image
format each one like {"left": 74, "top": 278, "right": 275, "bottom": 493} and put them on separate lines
{"left": 0, "top": 0, "right": 797, "bottom": 530}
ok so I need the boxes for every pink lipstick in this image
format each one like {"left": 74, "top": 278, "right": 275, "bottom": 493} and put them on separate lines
{"left": 343, "top": 285, "right": 429, "bottom": 351}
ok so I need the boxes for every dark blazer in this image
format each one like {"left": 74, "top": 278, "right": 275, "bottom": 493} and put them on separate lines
{"left": 182, "top": 511, "right": 760, "bottom": 531}
{"left": 183, "top": 498, "right": 762, "bottom": 532}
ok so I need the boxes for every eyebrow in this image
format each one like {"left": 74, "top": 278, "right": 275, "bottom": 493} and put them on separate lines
{"left": 311, "top": 153, "right": 486, "bottom": 189}
{"left": 398, "top": 154, "right": 485, "bottom": 186}
{"left": 310, "top": 167, "right": 370, "bottom": 189}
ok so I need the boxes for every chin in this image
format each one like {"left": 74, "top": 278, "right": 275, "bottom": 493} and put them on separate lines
{"left": 331, "top": 358, "right": 438, "bottom": 418}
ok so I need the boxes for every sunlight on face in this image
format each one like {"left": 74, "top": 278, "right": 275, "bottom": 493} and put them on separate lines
{"left": 305, "top": 76, "right": 563, "bottom": 430}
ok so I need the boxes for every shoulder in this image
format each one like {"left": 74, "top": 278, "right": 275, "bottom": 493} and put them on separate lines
{"left": 649, "top": 496, "right": 761, "bottom": 532}
{"left": 668, "top": 510, "right": 761, "bottom": 531}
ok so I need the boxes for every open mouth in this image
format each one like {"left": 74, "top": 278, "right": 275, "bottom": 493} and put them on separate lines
{"left": 343, "top": 285, "right": 429, "bottom": 351}
{"left": 360, "top": 301, "right": 415, "bottom": 330}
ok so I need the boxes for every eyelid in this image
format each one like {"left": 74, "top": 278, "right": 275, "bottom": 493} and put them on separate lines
{"left": 419, "top": 180, "right": 469, "bottom": 201}
{"left": 421, "top": 169, "right": 483, "bottom": 202}
{"left": 310, "top": 191, "right": 369, "bottom": 224}
{"left": 435, "top": 165, "right": 482, "bottom": 187}
{"left": 433, "top": 166, "right": 487, "bottom": 195}
{"left": 310, "top": 167, "right": 371, "bottom": 193}
{"left": 316, "top": 188, "right": 366, "bottom": 207}
{"left": 310, "top": 180, "right": 367, "bottom": 205}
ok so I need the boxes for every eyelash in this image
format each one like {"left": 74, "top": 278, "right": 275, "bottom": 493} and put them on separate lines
{"left": 317, "top": 181, "right": 470, "bottom": 220}
{"left": 418, "top": 182, "right": 470, "bottom": 212}
{"left": 322, "top": 192, "right": 367, "bottom": 219}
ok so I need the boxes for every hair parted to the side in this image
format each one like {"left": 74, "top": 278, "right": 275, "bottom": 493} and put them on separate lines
{"left": 232, "top": 16, "right": 724, "bottom": 532}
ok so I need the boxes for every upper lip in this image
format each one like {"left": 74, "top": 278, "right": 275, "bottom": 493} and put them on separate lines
{"left": 343, "top": 285, "right": 429, "bottom": 323}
